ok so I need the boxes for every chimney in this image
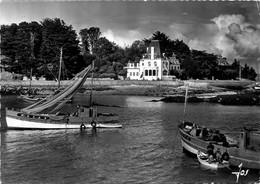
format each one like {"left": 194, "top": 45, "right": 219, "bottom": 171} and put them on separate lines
{"left": 151, "top": 46, "right": 154, "bottom": 59}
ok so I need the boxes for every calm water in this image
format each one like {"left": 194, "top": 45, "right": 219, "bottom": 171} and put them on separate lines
{"left": 1, "top": 94, "right": 260, "bottom": 184}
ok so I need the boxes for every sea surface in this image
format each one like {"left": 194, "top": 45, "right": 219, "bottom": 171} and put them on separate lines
{"left": 1, "top": 94, "right": 260, "bottom": 184}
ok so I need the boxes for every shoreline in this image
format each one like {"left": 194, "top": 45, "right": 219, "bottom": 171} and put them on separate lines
{"left": 1, "top": 79, "right": 259, "bottom": 105}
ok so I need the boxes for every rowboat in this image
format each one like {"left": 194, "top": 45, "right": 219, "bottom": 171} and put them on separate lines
{"left": 5, "top": 64, "right": 122, "bottom": 130}
{"left": 19, "top": 94, "right": 46, "bottom": 103}
{"left": 197, "top": 151, "right": 229, "bottom": 169}
{"left": 19, "top": 94, "right": 72, "bottom": 104}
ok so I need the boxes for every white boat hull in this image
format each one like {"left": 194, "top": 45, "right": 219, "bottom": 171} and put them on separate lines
{"left": 197, "top": 151, "right": 229, "bottom": 169}
{"left": 6, "top": 116, "right": 122, "bottom": 130}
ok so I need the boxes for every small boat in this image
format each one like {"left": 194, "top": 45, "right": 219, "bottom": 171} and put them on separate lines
{"left": 6, "top": 64, "right": 121, "bottom": 130}
{"left": 178, "top": 85, "right": 260, "bottom": 169}
{"left": 197, "top": 151, "right": 229, "bottom": 169}
{"left": 19, "top": 94, "right": 72, "bottom": 104}
{"left": 19, "top": 94, "right": 46, "bottom": 103}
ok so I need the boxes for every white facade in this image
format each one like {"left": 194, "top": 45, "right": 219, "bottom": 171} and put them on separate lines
{"left": 126, "top": 62, "right": 140, "bottom": 80}
{"left": 125, "top": 40, "right": 180, "bottom": 80}
{"left": 139, "top": 58, "right": 162, "bottom": 80}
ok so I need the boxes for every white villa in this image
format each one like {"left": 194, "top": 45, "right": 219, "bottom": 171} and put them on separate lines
{"left": 125, "top": 40, "right": 180, "bottom": 80}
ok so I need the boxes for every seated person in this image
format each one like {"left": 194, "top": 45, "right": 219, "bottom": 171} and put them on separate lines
{"left": 190, "top": 125, "right": 197, "bottom": 136}
{"left": 215, "top": 148, "right": 222, "bottom": 162}
{"left": 221, "top": 151, "right": 229, "bottom": 162}
{"left": 207, "top": 142, "right": 214, "bottom": 155}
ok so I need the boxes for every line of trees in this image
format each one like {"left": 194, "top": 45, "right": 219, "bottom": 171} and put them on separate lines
{"left": 0, "top": 18, "right": 257, "bottom": 80}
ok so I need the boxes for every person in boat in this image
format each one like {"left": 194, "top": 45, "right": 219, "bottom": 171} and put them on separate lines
{"left": 207, "top": 142, "right": 214, "bottom": 155}
{"left": 221, "top": 150, "right": 229, "bottom": 162}
{"left": 215, "top": 148, "right": 222, "bottom": 162}
{"left": 190, "top": 124, "right": 197, "bottom": 136}
{"left": 207, "top": 142, "right": 215, "bottom": 163}
{"left": 199, "top": 127, "right": 208, "bottom": 140}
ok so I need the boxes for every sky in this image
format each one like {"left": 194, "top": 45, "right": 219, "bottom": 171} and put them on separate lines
{"left": 1, "top": 0, "right": 260, "bottom": 74}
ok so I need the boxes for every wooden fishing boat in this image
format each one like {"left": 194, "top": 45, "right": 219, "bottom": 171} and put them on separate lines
{"left": 6, "top": 64, "right": 121, "bottom": 130}
{"left": 178, "top": 85, "right": 260, "bottom": 170}
{"left": 179, "top": 121, "right": 260, "bottom": 170}
{"left": 197, "top": 151, "right": 229, "bottom": 169}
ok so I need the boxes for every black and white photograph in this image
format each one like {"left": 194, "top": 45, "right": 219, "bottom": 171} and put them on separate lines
{"left": 1, "top": 0, "right": 260, "bottom": 183}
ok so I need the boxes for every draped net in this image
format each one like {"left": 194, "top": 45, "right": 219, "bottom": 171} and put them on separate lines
{"left": 21, "top": 65, "right": 92, "bottom": 114}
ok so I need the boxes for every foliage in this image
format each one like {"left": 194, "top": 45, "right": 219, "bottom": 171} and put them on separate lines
{"left": 79, "top": 27, "right": 101, "bottom": 55}
{"left": 39, "top": 18, "right": 82, "bottom": 79}
{"left": 1, "top": 21, "right": 257, "bottom": 81}
{"left": 1, "top": 18, "right": 83, "bottom": 80}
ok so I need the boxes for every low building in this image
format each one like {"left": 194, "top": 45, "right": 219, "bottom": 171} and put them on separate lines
{"left": 125, "top": 40, "right": 180, "bottom": 80}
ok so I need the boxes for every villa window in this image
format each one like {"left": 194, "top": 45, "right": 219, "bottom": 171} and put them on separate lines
{"left": 145, "top": 70, "right": 148, "bottom": 76}
{"left": 130, "top": 72, "right": 132, "bottom": 76}
{"left": 148, "top": 62, "right": 151, "bottom": 66}
{"left": 142, "top": 62, "right": 144, "bottom": 66}
{"left": 153, "top": 70, "right": 156, "bottom": 76}
{"left": 137, "top": 72, "right": 139, "bottom": 76}
{"left": 133, "top": 72, "right": 135, "bottom": 76}
{"left": 149, "top": 70, "right": 152, "bottom": 76}
{"left": 154, "top": 61, "right": 157, "bottom": 66}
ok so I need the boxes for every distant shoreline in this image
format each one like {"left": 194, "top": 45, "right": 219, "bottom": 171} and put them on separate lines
{"left": 0, "top": 78, "right": 255, "bottom": 94}
{"left": 0, "top": 79, "right": 259, "bottom": 105}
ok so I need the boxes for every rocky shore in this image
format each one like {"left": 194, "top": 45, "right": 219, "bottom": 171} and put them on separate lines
{"left": 160, "top": 91, "right": 260, "bottom": 105}
{"left": 1, "top": 80, "right": 259, "bottom": 105}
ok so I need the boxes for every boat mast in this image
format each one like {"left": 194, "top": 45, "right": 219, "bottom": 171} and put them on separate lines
{"left": 182, "top": 84, "right": 189, "bottom": 123}
{"left": 90, "top": 60, "right": 94, "bottom": 107}
{"left": 58, "top": 47, "right": 62, "bottom": 88}
{"left": 29, "top": 68, "right": 32, "bottom": 92}
{"left": 29, "top": 32, "right": 35, "bottom": 94}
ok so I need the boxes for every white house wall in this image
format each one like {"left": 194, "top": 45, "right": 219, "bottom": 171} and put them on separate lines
{"left": 140, "top": 59, "right": 162, "bottom": 80}
{"left": 126, "top": 68, "right": 140, "bottom": 80}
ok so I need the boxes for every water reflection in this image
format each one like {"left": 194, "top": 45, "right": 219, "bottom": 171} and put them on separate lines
{"left": 125, "top": 96, "right": 162, "bottom": 108}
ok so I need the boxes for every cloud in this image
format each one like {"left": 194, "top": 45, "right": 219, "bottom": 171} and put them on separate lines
{"left": 180, "top": 14, "right": 260, "bottom": 73}
{"left": 102, "top": 29, "right": 142, "bottom": 48}
{"left": 211, "top": 14, "right": 260, "bottom": 72}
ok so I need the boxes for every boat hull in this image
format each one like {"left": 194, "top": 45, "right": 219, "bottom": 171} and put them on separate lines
{"left": 6, "top": 109, "right": 122, "bottom": 130}
{"left": 179, "top": 125, "right": 260, "bottom": 169}
{"left": 6, "top": 117, "right": 122, "bottom": 129}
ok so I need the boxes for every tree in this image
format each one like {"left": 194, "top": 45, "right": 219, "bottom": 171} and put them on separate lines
{"left": 40, "top": 18, "right": 82, "bottom": 79}
{"left": 143, "top": 31, "right": 172, "bottom": 57}
{"left": 79, "top": 27, "right": 101, "bottom": 55}
{"left": 242, "top": 63, "right": 257, "bottom": 80}
{"left": 93, "top": 37, "right": 116, "bottom": 59}
{"left": 125, "top": 41, "right": 146, "bottom": 63}
{"left": 0, "top": 23, "right": 20, "bottom": 73}
{"left": 0, "top": 22, "right": 42, "bottom": 75}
